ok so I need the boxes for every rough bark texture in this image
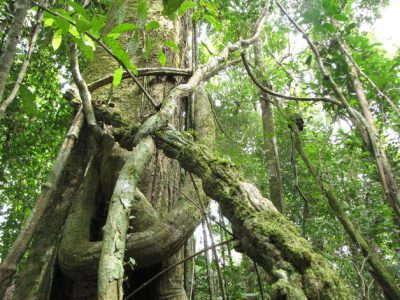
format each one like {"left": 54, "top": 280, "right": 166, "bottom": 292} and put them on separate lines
{"left": 6, "top": 0, "right": 195, "bottom": 298}
{"left": 155, "top": 129, "right": 353, "bottom": 299}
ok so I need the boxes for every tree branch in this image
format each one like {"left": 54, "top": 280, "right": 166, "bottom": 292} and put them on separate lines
{"left": 33, "top": 2, "right": 158, "bottom": 108}
{"left": 0, "top": 108, "right": 84, "bottom": 287}
{"left": 87, "top": 68, "right": 192, "bottom": 92}
{"left": 207, "top": 92, "right": 244, "bottom": 145}
{"left": 274, "top": 0, "right": 369, "bottom": 137}
{"left": 98, "top": 137, "right": 155, "bottom": 300}
{"left": 241, "top": 52, "right": 343, "bottom": 106}
{"left": 0, "top": 8, "right": 43, "bottom": 115}
{"left": 69, "top": 41, "right": 103, "bottom": 142}
{"left": 289, "top": 124, "right": 400, "bottom": 299}
{"left": 154, "top": 128, "right": 352, "bottom": 299}
{"left": 336, "top": 36, "right": 400, "bottom": 117}
{"left": 133, "top": 0, "right": 271, "bottom": 144}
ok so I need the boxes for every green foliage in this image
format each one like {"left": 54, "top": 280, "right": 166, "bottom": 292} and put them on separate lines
{"left": 0, "top": 0, "right": 399, "bottom": 298}
{"left": 112, "top": 67, "right": 124, "bottom": 88}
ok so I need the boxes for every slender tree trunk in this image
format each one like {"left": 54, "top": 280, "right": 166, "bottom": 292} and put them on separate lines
{"left": 0, "top": 0, "right": 29, "bottom": 103}
{"left": 290, "top": 124, "right": 400, "bottom": 299}
{"left": 275, "top": 0, "right": 400, "bottom": 227}
{"left": 0, "top": 9, "right": 43, "bottom": 115}
{"left": 202, "top": 220, "right": 216, "bottom": 300}
{"left": 254, "top": 40, "right": 285, "bottom": 213}
{"left": 0, "top": 109, "right": 84, "bottom": 297}
{"left": 254, "top": 262, "right": 265, "bottom": 300}
{"left": 335, "top": 33, "right": 400, "bottom": 227}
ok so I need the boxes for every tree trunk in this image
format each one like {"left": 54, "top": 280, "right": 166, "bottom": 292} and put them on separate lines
{"left": 0, "top": 0, "right": 29, "bottom": 105}
{"left": 7, "top": 0, "right": 198, "bottom": 298}
{"left": 254, "top": 39, "right": 285, "bottom": 213}
{"left": 335, "top": 34, "right": 400, "bottom": 227}
{"left": 290, "top": 124, "right": 400, "bottom": 299}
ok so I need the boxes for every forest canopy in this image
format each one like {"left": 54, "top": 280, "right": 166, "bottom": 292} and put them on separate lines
{"left": 0, "top": 0, "right": 399, "bottom": 299}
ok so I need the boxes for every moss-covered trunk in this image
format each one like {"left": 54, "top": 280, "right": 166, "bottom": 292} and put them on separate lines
{"left": 6, "top": 0, "right": 198, "bottom": 299}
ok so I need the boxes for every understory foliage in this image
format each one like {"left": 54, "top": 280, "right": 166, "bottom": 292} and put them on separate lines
{"left": 0, "top": 0, "right": 399, "bottom": 299}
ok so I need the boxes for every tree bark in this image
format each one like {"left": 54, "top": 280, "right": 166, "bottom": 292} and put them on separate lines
{"left": 155, "top": 129, "right": 353, "bottom": 299}
{"left": 97, "top": 137, "right": 155, "bottom": 300}
{"left": 254, "top": 39, "right": 285, "bottom": 213}
{"left": 0, "top": 9, "right": 43, "bottom": 115}
{"left": 0, "top": 109, "right": 84, "bottom": 297}
{"left": 0, "top": 0, "right": 29, "bottom": 104}
{"left": 11, "top": 126, "right": 96, "bottom": 300}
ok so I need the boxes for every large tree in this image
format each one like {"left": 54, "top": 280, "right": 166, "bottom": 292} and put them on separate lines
{"left": 0, "top": 0, "right": 399, "bottom": 299}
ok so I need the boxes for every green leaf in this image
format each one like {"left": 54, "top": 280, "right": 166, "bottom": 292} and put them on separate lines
{"left": 83, "top": 35, "right": 96, "bottom": 50}
{"left": 67, "top": 0, "right": 88, "bottom": 18}
{"left": 203, "top": 1, "right": 218, "bottom": 16}
{"left": 74, "top": 37, "right": 94, "bottom": 61}
{"left": 112, "top": 67, "right": 124, "bottom": 88}
{"left": 53, "top": 8, "right": 74, "bottom": 22}
{"left": 305, "top": 55, "right": 312, "bottom": 66}
{"left": 104, "top": 36, "right": 137, "bottom": 75}
{"left": 158, "top": 50, "right": 166, "bottom": 65}
{"left": 20, "top": 86, "right": 37, "bottom": 117}
{"left": 69, "top": 26, "right": 80, "bottom": 38}
{"left": 138, "top": 0, "right": 148, "bottom": 27}
{"left": 111, "top": 23, "right": 138, "bottom": 33}
{"left": 52, "top": 29, "right": 62, "bottom": 51}
{"left": 345, "top": 23, "right": 357, "bottom": 34}
{"left": 177, "top": 1, "right": 196, "bottom": 16}
{"left": 322, "top": 0, "right": 339, "bottom": 16}
{"left": 302, "top": 8, "right": 320, "bottom": 25}
{"left": 144, "top": 36, "right": 152, "bottom": 60}
{"left": 322, "top": 23, "right": 336, "bottom": 33}
{"left": 203, "top": 14, "right": 221, "bottom": 30}
{"left": 192, "top": 10, "right": 202, "bottom": 21}
{"left": 44, "top": 18, "right": 54, "bottom": 27}
{"left": 164, "top": 40, "right": 178, "bottom": 52}
{"left": 163, "top": 0, "right": 184, "bottom": 18}
{"left": 76, "top": 18, "right": 92, "bottom": 34}
{"left": 54, "top": 16, "right": 70, "bottom": 33}
{"left": 145, "top": 20, "right": 160, "bottom": 32}
{"left": 89, "top": 15, "right": 106, "bottom": 38}
{"left": 334, "top": 14, "right": 348, "bottom": 21}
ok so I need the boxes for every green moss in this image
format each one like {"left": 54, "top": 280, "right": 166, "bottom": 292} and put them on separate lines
{"left": 271, "top": 279, "right": 307, "bottom": 300}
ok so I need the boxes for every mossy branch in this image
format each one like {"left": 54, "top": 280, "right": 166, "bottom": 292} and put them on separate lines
{"left": 154, "top": 128, "right": 352, "bottom": 299}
